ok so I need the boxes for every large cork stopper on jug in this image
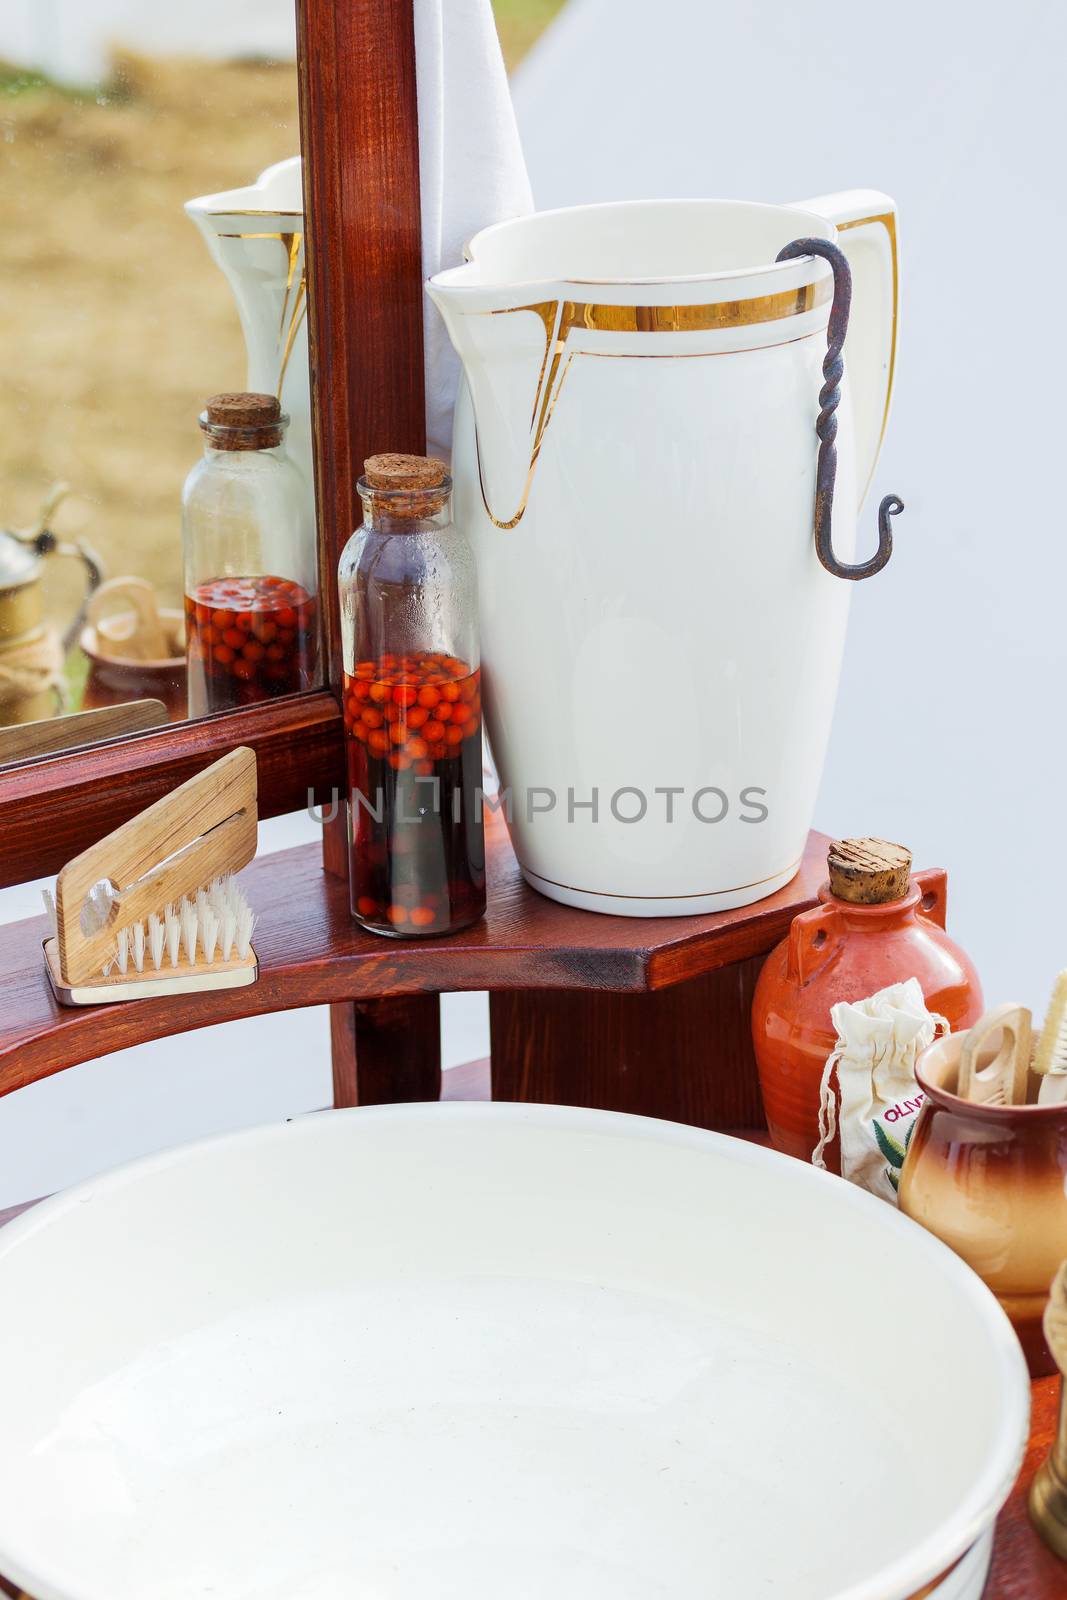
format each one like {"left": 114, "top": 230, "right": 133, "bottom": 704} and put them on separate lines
{"left": 362, "top": 453, "right": 450, "bottom": 519}
{"left": 827, "top": 837, "right": 912, "bottom": 905}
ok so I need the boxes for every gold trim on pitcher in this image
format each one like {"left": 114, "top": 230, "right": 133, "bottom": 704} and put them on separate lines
{"left": 476, "top": 284, "right": 830, "bottom": 530}
{"left": 531, "top": 281, "right": 831, "bottom": 337}
{"left": 470, "top": 219, "right": 896, "bottom": 531}
{"left": 523, "top": 853, "right": 804, "bottom": 901}
{"left": 835, "top": 210, "right": 899, "bottom": 488}
{"left": 277, "top": 279, "right": 308, "bottom": 397}
{"left": 216, "top": 231, "right": 308, "bottom": 400}
{"left": 277, "top": 233, "right": 303, "bottom": 336}
{"left": 209, "top": 208, "right": 303, "bottom": 218}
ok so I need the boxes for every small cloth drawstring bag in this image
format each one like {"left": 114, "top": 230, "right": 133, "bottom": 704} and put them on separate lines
{"left": 813, "top": 977, "right": 948, "bottom": 1203}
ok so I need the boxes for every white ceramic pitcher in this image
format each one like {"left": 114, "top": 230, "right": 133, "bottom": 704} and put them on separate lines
{"left": 185, "top": 157, "right": 314, "bottom": 525}
{"left": 427, "top": 192, "right": 901, "bottom": 916}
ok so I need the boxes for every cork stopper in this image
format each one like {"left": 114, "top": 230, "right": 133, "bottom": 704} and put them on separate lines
{"left": 827, "top": 837, "right": 912, "bottom": 905}
{"left": 361, "top": 453, "right": 450, "bottom": 519}
{"left": 200, "top": 392, "right": 286, "bottom": 450}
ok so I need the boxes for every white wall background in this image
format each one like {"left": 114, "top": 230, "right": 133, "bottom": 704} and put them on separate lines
{"left": 514, "top": 0, "right": 1065, "bottom": 1011}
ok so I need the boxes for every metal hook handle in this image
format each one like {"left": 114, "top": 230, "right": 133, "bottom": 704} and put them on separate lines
{"left": 776, "top": 237, "right": 903, "bottom": 581}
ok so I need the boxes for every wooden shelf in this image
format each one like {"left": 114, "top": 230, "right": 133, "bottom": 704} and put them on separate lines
{"left": 0, "top": 818, "right": 829, "bottom": 1099}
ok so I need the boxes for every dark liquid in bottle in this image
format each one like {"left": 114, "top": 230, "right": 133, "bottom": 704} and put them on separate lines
{"left": 185, "top": 574, "right": 318, "bottom": 713}
{"left": 344, "top": 651, "right": 486, "bottom": 936}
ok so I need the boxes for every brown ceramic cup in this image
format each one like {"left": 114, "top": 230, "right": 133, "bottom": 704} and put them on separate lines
{"left": 899, "top": 1029, "right": 1067, "bottom": 1376}
{"left": 79, "top": 613, "right": 187, "bottom": 722}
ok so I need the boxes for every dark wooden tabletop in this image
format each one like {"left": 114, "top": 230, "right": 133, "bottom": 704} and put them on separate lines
{"left": 0, "top": 819, "right": 830, "bottom": 1099}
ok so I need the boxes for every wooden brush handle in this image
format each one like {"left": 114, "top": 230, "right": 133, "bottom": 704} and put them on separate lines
{"left": 103, "top": 811, "right": 251, "bottom": 926}
{"left": 55, "top": 748, "right": 257, "bottom": 985}
{"left": 958, "top": 1003, "right": 1032, "bottom": 1106}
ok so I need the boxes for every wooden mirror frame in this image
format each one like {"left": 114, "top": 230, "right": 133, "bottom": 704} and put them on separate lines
{"left": 0, "top": 0, "right": 424, "bottom": 893}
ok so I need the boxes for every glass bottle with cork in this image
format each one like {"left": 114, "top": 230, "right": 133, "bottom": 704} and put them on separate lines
{"left": 182, "top": 392, "right": 318, "bottom": 717}
{"left": 338, "top": 453, "right": 486, "bottom": 937}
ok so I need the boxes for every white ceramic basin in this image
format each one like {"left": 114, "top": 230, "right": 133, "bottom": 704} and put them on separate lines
{"left": 0, "top": 1103, "right": 1029, "bottom": 1600}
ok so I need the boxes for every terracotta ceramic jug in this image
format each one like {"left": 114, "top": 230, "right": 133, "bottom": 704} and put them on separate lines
{"left": 752, "top": 838, "right": 983, "bottom": 1166}
{"left": 900, "top": 1028, "right": 1067, "bottom": 1377}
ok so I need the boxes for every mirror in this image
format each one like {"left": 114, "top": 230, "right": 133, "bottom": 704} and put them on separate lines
{"left": 0, "top": 6, "right": 318, "bottom": 762}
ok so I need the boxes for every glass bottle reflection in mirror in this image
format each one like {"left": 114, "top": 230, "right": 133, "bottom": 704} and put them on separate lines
{"left": 182, "top": 393, "right": 318, "bottom": 716}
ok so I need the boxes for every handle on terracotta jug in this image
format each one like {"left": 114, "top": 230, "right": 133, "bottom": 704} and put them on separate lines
{"left": 912, "top": 868, "right": 948, "bottom": 929}
{"left": 776, "top": 236, "right": 903, "bottom": 581}
{"left": 786, "top": 901, "right": 844, "bottom": 986}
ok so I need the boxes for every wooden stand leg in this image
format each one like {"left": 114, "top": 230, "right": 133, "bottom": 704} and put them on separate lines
{"left": 321, "top": 806, "right": 361, "bottom": 1107}
{"left": 331, "top": 993, "right": 442, "bottom": 1107}
{"left": 490, "top": 957, "right": 767, "bottom": 1131}
{"left": 321, "top": 809, "right": 441, "bottom": 1107}
{"left": 330, "top": 1003, "right": 360, "bottom": 1108}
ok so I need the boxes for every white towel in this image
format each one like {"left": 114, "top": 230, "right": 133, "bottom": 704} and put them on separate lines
{"left": 415, "top": 0, "right": 533, "bottom": 460}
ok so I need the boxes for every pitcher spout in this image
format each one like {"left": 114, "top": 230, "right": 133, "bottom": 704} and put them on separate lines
{"left": 427, "top": 265, "right": 564, "bottom": 530}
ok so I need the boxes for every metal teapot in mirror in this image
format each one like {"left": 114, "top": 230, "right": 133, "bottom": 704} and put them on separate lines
{"left": 0, "top": 3, "right": 320, "bottom": 769}
{"left": 0, "top": 486, "right": 101, "bottom": 728}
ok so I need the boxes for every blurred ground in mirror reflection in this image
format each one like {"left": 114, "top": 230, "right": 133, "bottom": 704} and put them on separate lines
{"left": 0, "top": 3, "right": 561, "bottom": 725}
{"left": 0, "top": 51, "right": 300, "bottom": 707}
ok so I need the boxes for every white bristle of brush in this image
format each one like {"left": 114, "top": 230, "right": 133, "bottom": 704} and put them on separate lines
{"left": 219, "top": 903, "right": 237, "bottom": 960}
{"left": 1035, "top": 971, "right": 1067, "bottom": 1105}
{"left": 180, "top": 899, "right": 198, "bottom": 963}
{"left": 200, "top": 905, "right": 220, "bottom": 963}
{"left": 236, "top": 903, "right": 256, "bottom": 960}
{"left": 165, "top": 904, "right": 182, "bottom": 967}
{"left": 102, "top": 872, "right": 256, "bottom": 978}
